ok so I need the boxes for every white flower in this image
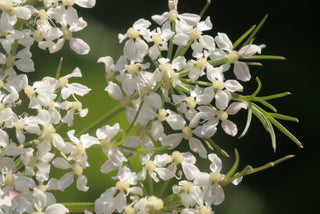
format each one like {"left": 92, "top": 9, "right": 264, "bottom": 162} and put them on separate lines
{"left": 96, "top": 124, "right": 127, "bottom": 174}
{"left": 214, "top": 32, "right": 261, "bottom": 81}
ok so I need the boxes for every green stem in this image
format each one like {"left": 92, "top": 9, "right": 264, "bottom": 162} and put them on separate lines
{"left": 167, "top": 21, "right": 176, "bottom": 60}
{"left": 62, "top": 202, "right": 94, "bottom": 213}
{"left": 180, "top": 78, "right": 212, "bottom": 87}
{"left": 199, "top": 0, "right": 211, "bottom": 18}
{"left": 126, "top": 100, "right": 144, "bottom": 134}
{"left": 240, "top": 55, "right": 285, "bottom": 60}
{"left": 75, "top": 105, "right": 124, "bottom": 137}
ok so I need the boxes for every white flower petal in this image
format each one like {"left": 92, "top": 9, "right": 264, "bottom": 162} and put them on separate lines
{"left": 233, "top": 61, "right": 251, "bottom": 82}
{"left": 70, "top": 38, "right": 90, "bottom": 55}
{"left": 221, "top": 120, "right": 238, "bottom": 136}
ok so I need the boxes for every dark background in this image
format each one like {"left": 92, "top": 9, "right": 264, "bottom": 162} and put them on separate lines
{"left": 32, "top": 0, "right": 319, "bottom": 213}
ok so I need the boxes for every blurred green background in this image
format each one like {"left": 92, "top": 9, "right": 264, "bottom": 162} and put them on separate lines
{"left": 29, "top": 0, "right": 319, "bottom": 213}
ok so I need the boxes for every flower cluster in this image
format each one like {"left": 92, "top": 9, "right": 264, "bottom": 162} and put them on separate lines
{"left": 1, "top": 0, "right": 95, "bottom": 213}
{"left": 1, "top": 0, "right": 301, "bottom": 213}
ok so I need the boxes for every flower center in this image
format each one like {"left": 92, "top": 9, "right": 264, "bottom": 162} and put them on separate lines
{"left": 127, "top": 63, "right": 140, "bottom": 74}
{"left": 182, "top": 182, "right": 193, "bottom": 192}
{"left": 33, "top": 30, "right": 43, "bottom": 42}
{"left": 168, "top": 10, "right": 178, "bottom": 21}
{"left": 15, "top": 121, "right": 25, "bottom": 130}
{"left": 62, "top": 0, "right": 75, "bottom": 6}
{"left": 101, "top": 139, "right": 113, "bottom": 150}
{"left": 127, "top": 27, "right": 139, "bottom": 39}
{"left": 0, "top": 0, "right": 12, "bottom": 10}
{"left": 157, "top": 109, "right": 167, "bottom": 121}
{"left": 209, "top": 172, "right": 222, "bottom": 182}
{"left": 0, "top": 102, "right": 5, "bottom": 112}
{"left": 147, "top": 196, "right": 164, "bottom": 211}
{"left": 216, "top": 110, "right": 228, "bottom": 121}
{"left": 152, "top": 34, "right": 162, "bottom": 45}
{"left": 76, "top": 144, "right": 86, "bottom": 155}
{"left": 57, "top": 76, "right": 68, "bottom": 88}
{"left": 196, "top": 57, "right": 207, "bottom": 68}
{"left": 6, "top": 55, "right": 15, "bottom": 68}
{"left": 72, "top": 101, "right": 82, "bottom": 110}
{"left": 227, "top": 51, "right": 239, "bottom": 63}
{"left": 182, "top": 126, "right": 192, "bottom": 140}
{"left": 38, "top": 9, "right": 47, "bottom": 20}
{"left": 190, "top": 28, "right": 202, "bottom": 40}
{"left": 172, "top": 151, "right": 184, "bottom": 164}
{"left": 199, "top": 206, "right": 212, "bottom": 214}
{"left": 212, "top": 80, "right": 225, "bottom": 90}
{"left": 116, "top": 181, "right": 130, "bottom": 191}
{"left": 72, "top": 163, "right": 83, "bottom": 176}
{"left": 146, "top": 160, "right": 156, "bottom": 172}
{"left": 186, "top": 96, "right": 196, "bottom": 109}
{"left": 24, "top": 85, "right": 35, "bottom": 97}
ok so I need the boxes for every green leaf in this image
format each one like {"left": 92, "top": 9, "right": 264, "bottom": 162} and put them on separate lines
{"left": 200, "top": 0, "right": 211, "bottom": 18}
{"left": 239, "top": 106, "right": 253, "bottom": 138}
{"left": 269, "top": 117, "right": 303, "bottom": 148}
{"left": 268, "top": 113, "right": 299, "bottom": 122}
{"left": 206, "top": 138, "right": 230, "bottom": 158}
{"left": 241, "top": 55, "right": 286, "bottom": 60}
{"left": 251, "top": 104, "right": 277, "bottom": 151}
{"left": 243, "top": 14, "right": 269, "bottom": 47}
{"left": 233, "top": 25, "right": 256, "bottom": 49}
{"left": 258, "top": 99, "right": 277, "bottom": 112}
